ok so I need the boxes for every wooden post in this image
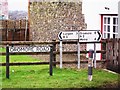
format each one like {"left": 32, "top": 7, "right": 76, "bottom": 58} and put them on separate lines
{"left": 106, "top": 40, "right": 109, "bottom": 69}
{"left": 20, "top": 20, "right": 22, "bottom": 41}
{"left": 60, "top": 40, "right": 62, "bottom": 69}
{"left": 118, "top": 39, "right": 120, "bottom": 74}
{"left": 52, "top": 40, "right": 56, "bottom": 68}
{"left": 5, "top": 20, "right": 7, "bottom": 41}
{"left": 6, "top": 45, "right": 10, "bottom": 79}
{"left": 12, "top": 29, "right": 15, "bottom": 41}
{"left": 50, "top": 45, "right": 53, "bottom": 76}
{"left": 12, "top": 20, "right": 16, "bottom": 41}
{"left": 25, "top": 17, "right": 28, "bottom": 41}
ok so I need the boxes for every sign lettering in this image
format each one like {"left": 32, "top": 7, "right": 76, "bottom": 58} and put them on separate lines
{"left": 58, "top": 30, "right": 102, "bottom": 42}
{"left": 9, "top": 46, "right": 50, "bottom": 53}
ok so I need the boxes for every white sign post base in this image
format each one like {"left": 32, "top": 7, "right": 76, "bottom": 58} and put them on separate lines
{"left": 60, "top": 40, "right": 63, "bottom": 69}
{"left": 77, "top": 40, "right": 80, "bottom": 69}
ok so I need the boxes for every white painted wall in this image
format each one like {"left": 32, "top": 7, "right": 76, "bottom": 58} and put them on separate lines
{"left": 82, "top": 0, "right": 120, "bottom": 60}
{"left": 118, "top": 1, "right": 120, "bottom": 38}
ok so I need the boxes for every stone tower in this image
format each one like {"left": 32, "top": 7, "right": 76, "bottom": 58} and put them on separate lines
{"left": 29, "top": 0, "right": 86, "bottom": 41}
{"left": 29, "top": 0, "right": 87, "bottom": 66}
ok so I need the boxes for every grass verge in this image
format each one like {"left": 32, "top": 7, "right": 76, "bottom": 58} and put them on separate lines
{"left": 0, "top": 47, "right": 119, "bottom": 88}
{"left": 1, "top": 66, "right": 118, "bottom": 88}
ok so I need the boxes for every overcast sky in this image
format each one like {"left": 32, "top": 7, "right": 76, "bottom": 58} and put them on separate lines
{"left": 7, "top": 0, "right": 120, "bottom": 11}
{"left": 8, "top": 0, "right": 28, "bottom": 11}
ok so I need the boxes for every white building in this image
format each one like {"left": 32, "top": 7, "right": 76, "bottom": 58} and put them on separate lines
{"left": 82, "top": 0, "right": 120, "bottom": 60}
{"left": 0, "top": 0, "right": 8, "bottom": 20}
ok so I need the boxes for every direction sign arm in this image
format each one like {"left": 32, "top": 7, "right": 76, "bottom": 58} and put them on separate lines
{"left": 97, "top": 31, "right": 101, "bottom": 41}
{"left": 58, "top": 32, "right": 62, "bottom": 40}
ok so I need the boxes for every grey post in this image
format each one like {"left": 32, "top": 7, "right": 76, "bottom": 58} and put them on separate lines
{"left": 94, "top": 43, "right": 96, "bottom": 68}
{"left": 88, "top": 49, "right": 94, "bottom": 81}
{"left": 50, "top": 45, "right": 53, "bottom": 76}
{"left": 60, "top": 40, "right": 62, "bottom": 69}
{"left": 6, "top": 45, "right": 10, "bottom": 79}
{"left": 77, "top": 40, "right": 80, "bottom": 69}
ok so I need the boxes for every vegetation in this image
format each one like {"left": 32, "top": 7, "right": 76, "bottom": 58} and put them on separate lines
{"left": 0, "top": 47, "right": 119, "bottom": 88}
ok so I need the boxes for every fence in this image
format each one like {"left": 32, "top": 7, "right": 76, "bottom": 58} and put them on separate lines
{"left": 0, "top": 20, "right": 29, "bottom": 41}
{"left": 0, "top": 40, "right": 106, "bottom": 78}
{"left": 106, "top": 38, "right": 120, "bottom": 73}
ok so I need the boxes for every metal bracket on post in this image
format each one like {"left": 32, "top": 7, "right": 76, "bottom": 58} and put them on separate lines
{"left": 60, "top": 40, "right": 62, "bottom": 69}
{"left": 50, "top": 45, "right": 53, "bottom": 76}
{"left": 6, "top": 45, "right": 10, "bottom": 79}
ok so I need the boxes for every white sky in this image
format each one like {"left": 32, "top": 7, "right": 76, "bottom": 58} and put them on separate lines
{"left": 8, "top": 0, "right": 28, "bottom": 11}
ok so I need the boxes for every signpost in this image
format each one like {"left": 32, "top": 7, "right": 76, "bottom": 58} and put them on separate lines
{"left": 60, "top": 40, "right": 63, "bottom": 68}
{"left": 58, "top": 30, "right": 101, "bottom": 42}
{"left": 9, "top": 46, "right": 50, "bottom": 53}
{"left": 58, "top": 30, "right": 102, "bottom": 69}
{"left": 94, "top": 43, "right": 96, "bottom": 68}
{"left": 58, "top": 31, "right": 79, "bottom": 68}
{"left": 77, "top": 40, "right": 80, "bottom": 69}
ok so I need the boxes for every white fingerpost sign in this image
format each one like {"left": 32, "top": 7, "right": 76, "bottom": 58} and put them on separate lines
{"left": 79, "top": 30, "right": 101, "bottom": 42}
{"left": 58, "top": 31, "right": 78, "bottom": 40}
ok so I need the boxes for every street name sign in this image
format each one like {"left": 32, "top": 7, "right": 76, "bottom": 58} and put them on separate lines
{"left": 58, "top": 31, "right": 78, "bottom": 40}
{"left": 79, "top": 30, "right": 101, "bottom": 42}
{"left": 9, "top": 46, "right": 50, "bottom": 53}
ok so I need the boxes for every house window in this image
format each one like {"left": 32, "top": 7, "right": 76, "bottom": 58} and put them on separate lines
{"left": 103, "top": 15, "right": 118, "bottom": 39}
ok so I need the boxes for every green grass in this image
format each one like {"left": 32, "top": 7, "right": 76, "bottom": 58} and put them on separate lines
{"left": 0, "top": 47, "right": 119, "bottom": 88}
{"left": 1, "top": 66, "right": 118, "bottom": 88}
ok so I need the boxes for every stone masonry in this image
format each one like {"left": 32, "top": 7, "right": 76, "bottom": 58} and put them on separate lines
{"left": 29, "top": 1, "right": 86, "bottom": 47}
{"left": 29, "top": 1, "right": 87, "bottom": 68}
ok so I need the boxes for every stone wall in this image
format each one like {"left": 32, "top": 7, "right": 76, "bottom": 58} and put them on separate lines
{"left": 29, "top": 1, "right": 87, "bottom": 66}
{"left": 29, "top": 1, "right": 86, "bottom": 41}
